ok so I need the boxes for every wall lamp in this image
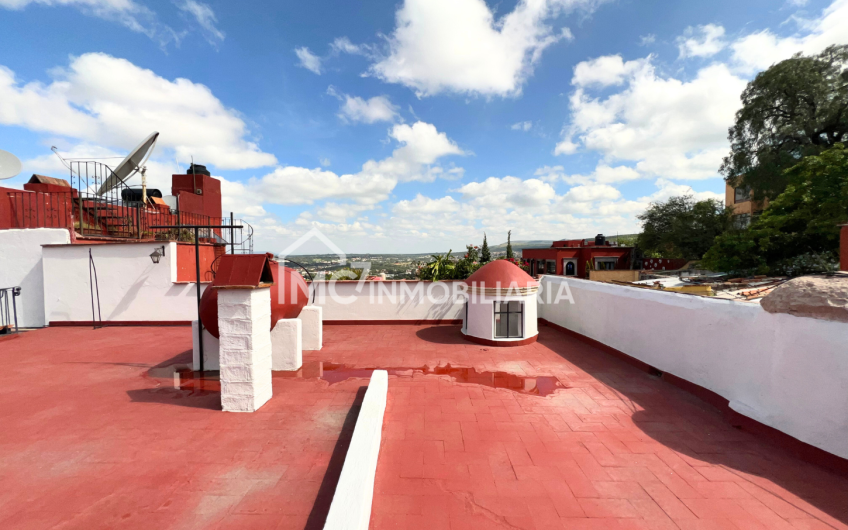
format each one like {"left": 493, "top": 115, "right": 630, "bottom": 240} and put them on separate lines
{"left": 149, "top": 245, "right": 166, "bottom": 264}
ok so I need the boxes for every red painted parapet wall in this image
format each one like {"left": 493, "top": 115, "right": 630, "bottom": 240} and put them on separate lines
{"left": 176, "top": 243, "right": 225, "bottom": 282}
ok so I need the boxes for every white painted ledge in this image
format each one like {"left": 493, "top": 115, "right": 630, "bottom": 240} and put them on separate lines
{"left": 323, "top": 370, "right": 388, "bottom": 530}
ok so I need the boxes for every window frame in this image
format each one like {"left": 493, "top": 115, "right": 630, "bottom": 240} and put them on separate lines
{"left": 493, "top": 300, "right": 524, "bottom": 339}
{"left": 594, "top": 257, "right": 618, "bottom": 271}
{"left": 734, "top": 186, "right": 751, "bottom": 203}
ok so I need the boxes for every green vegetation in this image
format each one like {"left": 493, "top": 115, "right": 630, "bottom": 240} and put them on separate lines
{"left": 481, "top": 233, "right": 492, "bottom": 263}
{"left": 506, "top": 230, "right": 514, "bottom": 259}
{"left": 703, "top": 144, "right": 848, "bottom": 275}
{"left": 722, "top": 45, "right": 848, "bottom": 201}
{"left": 636, "top": 196, "right": 734, "bottom": 260}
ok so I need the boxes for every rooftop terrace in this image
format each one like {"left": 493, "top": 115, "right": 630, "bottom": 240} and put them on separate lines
{"left": 1, "top": 324, "right": 846, "bottom": 530}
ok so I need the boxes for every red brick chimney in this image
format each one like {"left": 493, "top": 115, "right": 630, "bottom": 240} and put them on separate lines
{"left": 171, "top": 164, "right": 222, "bottom": 221}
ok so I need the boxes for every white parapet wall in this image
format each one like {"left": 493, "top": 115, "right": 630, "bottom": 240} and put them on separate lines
{"left": 0, "top": 228, "right": 70, "bottom": 327}
{"left": 42, "top": 241, "right": 205, "bottom": 323}
{"left": 298, "top": 305, "right": 322, "bottom": 350}
{"left": 310, "top": 281, "right": 464, "bottom": 322}
{"left": 323, "top": 370, "right": 388, "bottom": 530}
{"left": 218, "top": 287, "right": 273, "bottom": 413}
{"left": 539, "top": 276, "right": 848, "bottom": 460}
{"left": 271, "top": 318, "right": 302, "bottom": 371}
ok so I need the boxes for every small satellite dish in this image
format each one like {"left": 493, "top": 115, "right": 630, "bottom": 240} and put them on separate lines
{"left": 97, "top": 132, "right": 159, "bottom": 196}
{"left": 0, "top": 149, "right": 22, "bottom": 180}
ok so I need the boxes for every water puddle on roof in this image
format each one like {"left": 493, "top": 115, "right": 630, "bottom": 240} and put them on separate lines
{"left": 145, "top": 364, "right": 220, "bottom": 397}
{"left": 274, "top": 362, "right": 567, "bottom": 397}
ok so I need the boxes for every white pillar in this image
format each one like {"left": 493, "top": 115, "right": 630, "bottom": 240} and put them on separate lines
{"left": 217, "top": 287, "right": 273, "bottom": 413}
{"left": 191, "top": 320, "right": 220, "bottom": 371}
{"left": 298, "top": 305, "right": 323, "bottom": 351}
{"left": 271, "top": 318, "right": 302, "bottom": 371}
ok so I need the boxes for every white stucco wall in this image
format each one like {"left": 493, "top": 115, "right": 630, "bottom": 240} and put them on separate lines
{"left": 310, "top": 281, "right": 464, "bottom": 321}
{"left": 43, "top": 241, "right": 206, "bottom": 323}
{"left": 539, "top": 276, "right": 848, "bottom": 460}
{"left": 0, "top": 229, "right": 71, "bottom": 327}
{"left": 463, "top": 292, "right": 538, "bottom": 342}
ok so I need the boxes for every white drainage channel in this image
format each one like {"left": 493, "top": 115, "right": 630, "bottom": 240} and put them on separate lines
{"left": 323, "top": 370, "right": 388, "bottom": 530}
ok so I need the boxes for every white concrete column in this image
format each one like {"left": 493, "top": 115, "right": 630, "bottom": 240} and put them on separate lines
{"left": 298, "top": 305, "right": 323, "bottom": 351}
{"left": 217, "top": 287, "right": 273, "bottom": 413}
{"left": 271, "top": 318, "right": 302, "bottom": 371}
{"left": 191, "top": 320, "right": 220, "bottom": 371}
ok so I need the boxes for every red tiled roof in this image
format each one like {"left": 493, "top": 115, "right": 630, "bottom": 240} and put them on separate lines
{"left": 1, "top": 325, "right": 846, "bottom": 528}
{"left": 465, "top": 259, "right": 538, "bottom": 288}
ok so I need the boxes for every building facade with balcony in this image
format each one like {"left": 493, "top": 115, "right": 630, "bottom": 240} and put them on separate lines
{"left": 521, "top": 235, "right": 633, "bottom": 278}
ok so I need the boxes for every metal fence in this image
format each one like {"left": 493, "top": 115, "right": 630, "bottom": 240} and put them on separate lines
{"left": 7, "top": 191, "right": 73, "bottom": 230}
{"left": 0, "top": 286, "right": 20, "bottom": 335}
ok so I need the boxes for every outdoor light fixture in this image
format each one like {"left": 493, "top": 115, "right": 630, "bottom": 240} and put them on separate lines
{"left": 149, "top": 246, "right": 165, "bottom": 264}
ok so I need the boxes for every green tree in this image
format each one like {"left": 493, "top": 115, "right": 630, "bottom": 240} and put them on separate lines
{"left": 506, "top": 230, "right": 514, "bottom": 259}
{"left": 722, "top": 45, "right": 848, "bottom": 201}
{"left": 637, "top": 196, "right": 734, "bottom": 260}
{"left": 465, "top": 244, "right": 479, "bottom": 263}
{"left": 481, "top": 233, "right": 492, "bottom": 263}
{"left": 704, "top": 143, "right": 848, "bottom": 274}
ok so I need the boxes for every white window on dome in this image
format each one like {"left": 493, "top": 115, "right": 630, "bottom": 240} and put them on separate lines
{"left": 494, "top": 301, "right": 523, "bottom": 339}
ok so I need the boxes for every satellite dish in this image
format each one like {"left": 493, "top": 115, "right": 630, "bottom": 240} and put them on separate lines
{"left": 0, "top": 149, "right": 22, "bottom": 180}
{"left": 97, "top": 132, "right": 159, "bottom": 196}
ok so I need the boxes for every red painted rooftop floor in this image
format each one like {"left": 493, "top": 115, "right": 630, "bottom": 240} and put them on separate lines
{"left": 0, "top": 325, "right": 847, "bottom": 530}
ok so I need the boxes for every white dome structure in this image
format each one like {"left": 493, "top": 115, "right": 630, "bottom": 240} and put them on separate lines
{"left": 461, "top": 260, "right": 540, "bottom": 347}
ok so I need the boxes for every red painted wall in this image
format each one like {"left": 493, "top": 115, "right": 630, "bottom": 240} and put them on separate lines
{"left": 522, "top": 247, "right": 632, "bottom": 278}
{"left": 841, "top": 225, "right": 847, "bottom": 272}
{"left": 171, "top": 174, "right": 222, "bottom": 221}
{"left": 176, "top": 243, "right": 225, "bottom": 282}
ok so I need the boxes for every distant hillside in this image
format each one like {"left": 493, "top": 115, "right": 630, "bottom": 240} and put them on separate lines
{"left": 489, "top": 240, "right": 551, "bottom": 253}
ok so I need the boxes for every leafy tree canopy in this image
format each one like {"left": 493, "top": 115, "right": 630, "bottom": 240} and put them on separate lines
{"left": 637, "top": 196, "right": 734, "bottom": 260}
{"left": 704, "top": 143, "right": 848, "bottom": 275}
{"left": 506, "top": 230, "right": 514, "bottom": 259}
{"left": 722, "top": 45, "right": 848, "bottom": 200}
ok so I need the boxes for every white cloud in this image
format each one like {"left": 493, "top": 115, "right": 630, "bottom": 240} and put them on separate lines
{"left": 641, "top": 178, "right": 724, "bottom": 203}
{"left": 369, "top": 0, "right": 606, "bottom": 97}
{"left": 392, "top": 194, "right": 460, "bottom": 214}
{"left": 316, "top": 202, "right": 375, "bottom": 223}
{"left": 0, "top": 53, "right": 276, "bottom": 170}
{"left": 558, "top": 57, "right": 746, "bottom": 180}
{"left": 178, "top": 0, "right": 224, "bottom": 44}
{"left": 511, "top": 121, "right": 533, "bottom": 131}
{"left": 564, "top": 183, "right": 621, "bottom": 202}
{"left": 677, "top": 24, "right": 727, "bottom": 59}
{"left": 731, "top": 0, "right": 848, "bottom": 74}
{"left": 320, "top": 158, "right": 331, "bottom": 167}
{"left": 221, "top": 120, "right": 463, "bottom": 218}
{"left": 360, "top": 121, "right": 465, "bottom": 183}
{"left": 639, "top": 34, "right": 656, "bottom": 46}
{"left": 295, "top": 47, "right": 322, "bottom": 74}
{"left": 534, "top": 165, "right": 565, "bottom": 183}
{"left": 455, "top": 176, "right": 556, "bottom": 208}
{"left": 572, "top": 55, "right": 648, "bottom": 87}
{"left": 328, "top": 87, "right": 399, "bottom": 124}
{"left": 0, "top": 0, "right": 183, "bottom": 47}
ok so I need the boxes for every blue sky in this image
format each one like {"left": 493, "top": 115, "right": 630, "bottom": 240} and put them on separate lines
{"left": 1, "top": 0, "right": 846, "bottom": 253}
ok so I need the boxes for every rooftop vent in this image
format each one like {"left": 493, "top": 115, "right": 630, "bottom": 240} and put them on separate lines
{"left": 186, "top": 163, "right": 211, "bottom": 176}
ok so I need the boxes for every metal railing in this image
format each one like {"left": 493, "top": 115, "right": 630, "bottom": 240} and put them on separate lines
{"left": 70, "top": 161, "right": 142, "bottom": 238}
{"left": 7, "top": 191, "right": 74, "bottom": 230}
{"left": 0, "top": 287, "right": 21, "bottom": 335}
{"left": 143, "top": 211, "right": 254, "bottom": 254}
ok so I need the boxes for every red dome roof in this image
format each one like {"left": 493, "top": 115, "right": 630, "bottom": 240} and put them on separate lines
{"left": 465, "top": 260, "right": 538, "bottom": 289}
